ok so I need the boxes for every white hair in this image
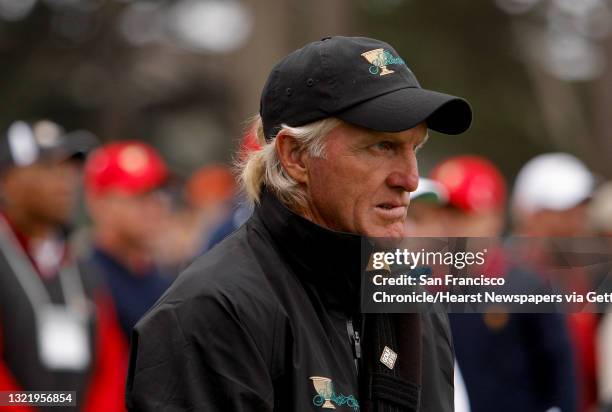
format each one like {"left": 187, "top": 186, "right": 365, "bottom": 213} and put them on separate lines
{"left": 237, "top": 114, "right": 341, "bottom": 213}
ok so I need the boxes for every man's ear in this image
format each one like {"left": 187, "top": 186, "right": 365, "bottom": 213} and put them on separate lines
{"left": 275, "top": 131, "right": 309, "bottom": 184}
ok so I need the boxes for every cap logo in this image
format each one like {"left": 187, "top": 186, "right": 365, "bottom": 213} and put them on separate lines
{"left": 361, "top": 48, "right": 405, "bottom": 76}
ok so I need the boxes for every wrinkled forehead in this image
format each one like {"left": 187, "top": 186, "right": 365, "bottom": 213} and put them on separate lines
{"left": 330, "top": 121, "right": 429, "bottom": 145}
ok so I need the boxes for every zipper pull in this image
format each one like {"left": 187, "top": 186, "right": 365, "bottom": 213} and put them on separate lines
{"left": 347, "top": 319, "right": 361, "bottom": 375}
{"left": 353, "top": 330, "right": 361, "bottom": 360}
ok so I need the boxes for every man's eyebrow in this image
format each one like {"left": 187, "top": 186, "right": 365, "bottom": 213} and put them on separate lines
{"left": 359, "top": 129, "right": 430, "bottom": 145}
{"left": 384, "top": 130, "right": 430, "bottom": 146}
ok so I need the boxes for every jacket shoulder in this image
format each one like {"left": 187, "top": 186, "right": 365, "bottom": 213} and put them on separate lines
{"left": 127, "top": 228, "right": 282, "bottom": 410}
{"left": 163, "top": 226, "right": 274, "bottom": 309}
{"left": 135, "top": 225, "right": 281, "bottom": 354}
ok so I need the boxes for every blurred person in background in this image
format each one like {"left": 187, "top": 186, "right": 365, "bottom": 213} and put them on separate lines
{"left": 512, "top": 152, "right": 597, "bottom": 412}
{"left": 84, "top": 141, "right": 173, "bottom": 342}
{"left": 147, "top": 163, "right": 239, "bottom": 271}
{"left": 588, "top": 182, "right": 612, "bottom": 411}
{"left": 431, "top": 156, "right": 506, "bottom": 237}
{"left": 405, "top": 177, "right": 448, "bottom": 237}
{"left": 431, "top": 155, "right": 577, "bottom": 412}
{"left": 588, "top": 182, "right": 612, "bottom": 238}
{"left": 185, "top": 163, "right": 237, "bottom": 254}
{"left": 0, "top": 120, "right": 126, "bottom": 412}
{"left": 405, "top": 178, "right": 471, "bottom": 412}
{"left": 512, "top": 153, "right": 595, "bottom": 238}
{"left": 203, "top": 125, "right": 261, "bottom": 252}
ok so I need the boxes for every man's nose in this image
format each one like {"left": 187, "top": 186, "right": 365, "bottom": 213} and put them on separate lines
{"left": 385, "top": 149, "right": 419, "bottom": 192}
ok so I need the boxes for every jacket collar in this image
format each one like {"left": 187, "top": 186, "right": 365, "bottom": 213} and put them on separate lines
{"left": 254, "top": 188, "right": 365, "bottom": 314}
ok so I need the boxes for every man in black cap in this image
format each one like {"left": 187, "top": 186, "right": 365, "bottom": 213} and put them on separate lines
{"left": 0, "top": 120, "right": 128, "bottom": 411}
{"left": 127, "top": 36, "right": 472, "bottom": 411}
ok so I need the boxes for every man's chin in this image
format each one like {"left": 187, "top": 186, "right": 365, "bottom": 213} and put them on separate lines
{"left": 360, "top": 222, "right": 409, "bottom": 239}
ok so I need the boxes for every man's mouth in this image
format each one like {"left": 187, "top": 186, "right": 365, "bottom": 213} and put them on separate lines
{"left": 375, "top": 203, "right": 408, "bottom": 219}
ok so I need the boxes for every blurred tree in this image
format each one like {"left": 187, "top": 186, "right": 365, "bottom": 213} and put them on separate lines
{"left": 0, "top": 0, "right": 353, "bottom": 176}
{"left": 356, "top": 0, "right": 612, "bottom": 180}
{"left": 0, "top": 0, "right": 609, "bottom": 180}
{"left": 593, "top": 34, "right": 612, "bottom": 178}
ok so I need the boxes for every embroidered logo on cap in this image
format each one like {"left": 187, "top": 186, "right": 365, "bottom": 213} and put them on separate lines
{"left": 361, "top": 48, "right": 406, "bottom": 76}
{"left": 380, "top": 346, "right": 398, "bottom": 370}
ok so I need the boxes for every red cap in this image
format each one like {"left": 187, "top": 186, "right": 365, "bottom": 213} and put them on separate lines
{"left": 84, "top": 141, "right": 167, "bottom": 196}
{"left": 430, "top": 155, "right": 506, "bottom": 213}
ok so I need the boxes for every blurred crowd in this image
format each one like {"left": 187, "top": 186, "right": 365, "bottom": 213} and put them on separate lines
{"left": 0, "top": 119, "right": 255, "bottom": 412}
{"left": 0, "top": 118, "right": 611, "bottom": 412}
{"left": 408, "top": 153, "right": 612, "bottom": 412}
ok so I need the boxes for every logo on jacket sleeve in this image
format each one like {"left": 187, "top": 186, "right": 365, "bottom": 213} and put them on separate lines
{"left": 309, "top": 376, "right": 359, "bottom": 410}
{"left": 380, "top": 346, "right": 397, "bottom": 370}
{"left": 361, "top": 48, "right": 406, "bottom": 76}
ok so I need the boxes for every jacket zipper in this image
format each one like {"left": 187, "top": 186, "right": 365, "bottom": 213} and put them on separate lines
{"left": 346, "top": 318, "right": 361, "bottom": 375}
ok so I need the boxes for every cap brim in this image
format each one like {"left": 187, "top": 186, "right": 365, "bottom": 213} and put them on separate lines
{"left": 40, "top": 130, "right": 99, "bottom": 163}
{"left": 335, "top": 87, "right": 472, "bottom": 135}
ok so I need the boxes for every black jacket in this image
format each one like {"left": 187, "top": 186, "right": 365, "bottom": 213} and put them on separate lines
{"left": 126, "top": 190, "right": 453, "bottom": 411}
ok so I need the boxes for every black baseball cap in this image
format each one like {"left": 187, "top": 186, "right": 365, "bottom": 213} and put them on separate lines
{"left": 260, "top": 36, "right": 472, "bottom": 140}
{"left": 0, "top": 120, "right": 98, "bottom": 171}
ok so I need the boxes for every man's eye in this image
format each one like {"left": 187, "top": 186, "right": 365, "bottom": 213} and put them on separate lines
{"left": 375, "top": 141, "right": 394, "bottom": 151}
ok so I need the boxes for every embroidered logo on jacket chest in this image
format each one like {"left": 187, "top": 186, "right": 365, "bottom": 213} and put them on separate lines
{"left": 309, "top": 376, "right": 359, "bottom": 410}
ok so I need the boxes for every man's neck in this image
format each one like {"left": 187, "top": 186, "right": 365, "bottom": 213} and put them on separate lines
{"left": 255, "top": 189, "right": 364, "bottom": 313}
{"left": 291, "top": 197, "right": 343, "bottom": 234}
